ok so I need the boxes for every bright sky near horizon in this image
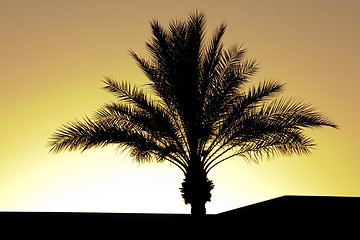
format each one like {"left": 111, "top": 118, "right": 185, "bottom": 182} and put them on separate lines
{"left": 0, "top": 0, "right": 359, "bottom": 214}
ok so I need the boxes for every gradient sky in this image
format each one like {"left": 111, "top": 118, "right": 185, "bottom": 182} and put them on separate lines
{"left": 0, "top": 0, "right": 359, "bottom": 214}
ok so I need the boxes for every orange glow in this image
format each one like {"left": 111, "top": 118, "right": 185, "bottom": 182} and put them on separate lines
{"left": 0, "top": 0, "right": 359, "bottom": 214}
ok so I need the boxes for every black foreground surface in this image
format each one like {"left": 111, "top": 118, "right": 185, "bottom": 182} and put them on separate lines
{"left": 1, "top": 195, "right": 359, "bottom": 236}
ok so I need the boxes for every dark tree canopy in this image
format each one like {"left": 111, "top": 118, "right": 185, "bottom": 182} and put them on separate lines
{"left": 49, "top": 11, "right": 337, "bottom": 215}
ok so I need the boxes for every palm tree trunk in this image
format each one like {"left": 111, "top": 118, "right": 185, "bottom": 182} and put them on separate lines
{"left": 191, "top": 200, "right": 206, "bottom": 216}
{"left": 180, "top": 160, "right": 214, "bottom": 216}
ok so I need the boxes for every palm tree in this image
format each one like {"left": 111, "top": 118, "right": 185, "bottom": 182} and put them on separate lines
{"left": 49, "top": 11, "right": 338, "bottom": 216}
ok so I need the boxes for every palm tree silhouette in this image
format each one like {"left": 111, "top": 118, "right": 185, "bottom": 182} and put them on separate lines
{"left": 49, "top": 11, "right": 338, "bottom": 216}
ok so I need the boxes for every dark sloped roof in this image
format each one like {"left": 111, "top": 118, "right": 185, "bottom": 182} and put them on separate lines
{"left": 218, "top": 195, "right": 360, "bottom": 217}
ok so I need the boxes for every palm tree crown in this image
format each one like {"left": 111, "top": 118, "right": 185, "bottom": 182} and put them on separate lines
{"left": 49, "top": 11, "right": 337, "bottom": 215}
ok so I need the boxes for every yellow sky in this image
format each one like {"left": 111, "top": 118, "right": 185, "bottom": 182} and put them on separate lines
{"left": 0, "top": 0, "right": 359, "bottom": 214}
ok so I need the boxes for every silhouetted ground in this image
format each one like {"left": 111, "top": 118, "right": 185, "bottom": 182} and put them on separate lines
{"left": 1, "top": 196, "right": 359, "bottom": 237}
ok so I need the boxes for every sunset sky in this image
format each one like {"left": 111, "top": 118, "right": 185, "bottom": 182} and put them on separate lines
{"left": 0, "top": 0, "right": 359, "bottom": 214}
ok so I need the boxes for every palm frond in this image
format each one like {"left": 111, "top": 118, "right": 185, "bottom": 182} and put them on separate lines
{"left": 221, "top": 79, "right": 285, "bottom": 124}
{"left": 94, "top": 101, "right": 188, "bottom": 159}
{"left": 186, "top": 10, "right": 206, "bottom": 61}
{"left": 102, "top": 77, "right": 152, "bottom": 109}
{"left": 205, "top": 128, "right": 314, "bottom": 172}
{"left": 203, "top": 95, "right": 337, "bottom": 170}
{"left": 49, "top": 117, "right": 128, "bottom": 153}
{"left": 49, "top": 116, "right": 187, "bottom": 170}
{"left": 258, "top": 97, "right": 339, "bottom": 129}
{"left": 203, "top": 79, "right": 283, "bottom": 157}
{"left": 146, "top": 19, "right": 170, "bottom": 65}
{"left": 203, "top": 49, "right": 258, "bottom": 121}
{"left": 200, "top": 23, "right": 226, "bottom": 96}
